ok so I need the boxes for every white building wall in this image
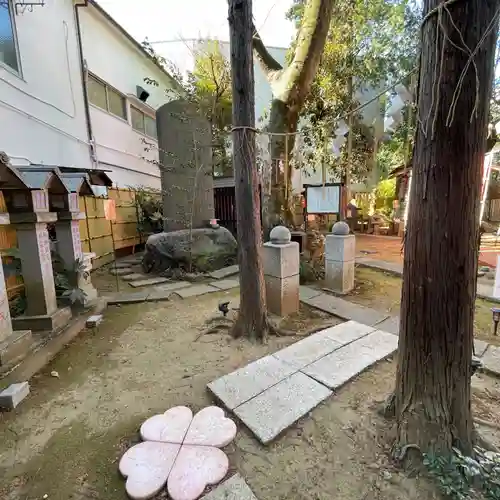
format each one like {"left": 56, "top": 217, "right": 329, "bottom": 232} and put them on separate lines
{"left": 0, "top": 0, "right": 91, "bottom": 169}
{"left": 79, "top": 4, "right": 177, "bottom": 189}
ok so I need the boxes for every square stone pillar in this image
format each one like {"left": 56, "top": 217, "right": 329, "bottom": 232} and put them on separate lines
{"left": 262, "top": 226, "right": 300, "bottom": 316}
{"left": 0, "top": 254, "right": 33, "bottom": 368}
{"left": 80, "top": 252, "right": 98, "bottom": 305}
{"left": 325, "top": 221, "right": 355, "bottom": 294}
{"left": 12, "top": 221, "right": 71, "bottom": 332}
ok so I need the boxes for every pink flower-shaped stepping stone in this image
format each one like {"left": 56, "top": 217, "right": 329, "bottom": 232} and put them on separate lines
{"left": 119, "top": 406, "right": 237, "bottom": 500}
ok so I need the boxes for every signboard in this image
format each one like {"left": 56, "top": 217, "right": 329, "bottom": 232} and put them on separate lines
{"left": 104, "top": 199, "right": 116, "bottom": 221}
{"left": 306, "top": 185, "right": 341, "bottom": 214}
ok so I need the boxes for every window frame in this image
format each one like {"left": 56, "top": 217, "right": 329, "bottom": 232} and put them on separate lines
{"left": 0, "top": 0, "right": 22, "bottom": 76}
{"left": 87, "top": 72, "right": 127, "bottom": 121}
{"left": 130, "top": 104, "right": 157, "bottom": 140}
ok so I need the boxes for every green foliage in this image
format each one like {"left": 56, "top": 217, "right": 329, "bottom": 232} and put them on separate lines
{"left": 51, "top": 253, "right": 87, "bottom": 307}
{"left": 134, "top": 186, "right": 163, "bottom": 235}
{"left": 288, "top": 0, "right": 420, "bottom": 182}
{"left": 424, "top": 447, "right": 500, "bottom": 500}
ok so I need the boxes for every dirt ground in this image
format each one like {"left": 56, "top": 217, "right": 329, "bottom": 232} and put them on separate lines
{"left": 346, "top": 266, "right": 500, "bottom": 347}
{"left": 1, "top": 284, "right": 499, "bottom": 500}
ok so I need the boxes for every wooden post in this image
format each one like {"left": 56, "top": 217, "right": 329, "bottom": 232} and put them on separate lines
{"left": 228, "top": 0, "right": 268, "bottom": 341}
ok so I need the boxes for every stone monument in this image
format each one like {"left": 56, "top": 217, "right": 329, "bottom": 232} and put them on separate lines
{"left": 262, "top": 226, "right": 300, "bottom": 316}
{"left": 156, "top": 99, "right": 214, "bottom": 232}
{"left": 324, "top": 221, "right": 355, "bottom": 294}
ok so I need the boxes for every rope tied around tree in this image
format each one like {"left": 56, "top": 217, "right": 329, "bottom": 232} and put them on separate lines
{"left": 418, "top": 0, "right": 500, "bottom": 139}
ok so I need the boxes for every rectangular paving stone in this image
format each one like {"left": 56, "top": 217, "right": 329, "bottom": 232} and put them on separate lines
{"left": 301, "top": 293, "right": 388, "bottom": 326}
{"left": 299, "top": 286, "right": 323, "bottom": 301}
{"left": 122, "top": 273, "right": 150, "bottom": 281}
{"left": 112, "top": 262, "right": 135, "bottom": 269}
{"left": 318, "top": 320, "right": 375, "bottom": 346}
{"left": 375, "top": 316, "right": 400, "bottom": 336}
{"left": 482, "top": 344, "right": 500, "bottom": 376}
{"left": 0, "top": 382, "right": 30, "bottom": 409}
{"left": 301, "top": 330, "right": 398, "bottom": 390}
{"left": 209, "top": 279, "right": 240, "bottom": 290}
{"left": 109, "top": 267, "right": 134, "bottom": 276}
{"left": 147, "top": 282, "right": 192, "bottom": 302}
{"left": 234, "top": 371, "right": 332, "bottom": 444}
{"left": 474, "top": 339, "right": 489, "bottom": 357}
{"left": 208, "top": 265, "right": 239, "bottom": 279}
{"left": 175, "top": 284, "right": 220, "bottom": 298}
{"left": 129, "top": 277, "right": 170, "bottom": 288}
{"left": 356, "top": 258, "right": 403, "bottom": 277}
{"left": 106, "top": 291, "right": 150, "bottom": 305}
{"left": 272, "top": 333, "right": 342, "bottom": 370}
{"left": 208, "top": 355, "right": 296, "bottom": 410}
{"left": 202, "top": 474, "right": 258, "bottom": 500}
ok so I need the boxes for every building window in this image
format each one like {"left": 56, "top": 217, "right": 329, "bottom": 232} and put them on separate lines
{"left": 87, "top": 73, "right": 127, "bottom": 120}
{"left": 0, "top": 1, "right": 20, "bottom": 73}
{"left": 131, "top": 105, "right": 157, "bottom": 139}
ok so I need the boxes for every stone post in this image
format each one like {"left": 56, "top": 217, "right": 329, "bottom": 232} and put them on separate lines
{"left": 262, "top": 226, "right": 300, "bottom": 316}
{"left": 0, "top": 253, "right": 33, "bottom": 368}
{"left": 324, "top": 221, "right": 355, "bottom": 294}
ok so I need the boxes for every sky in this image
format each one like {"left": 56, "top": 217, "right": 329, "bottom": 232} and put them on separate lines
{"left": 96, "top": 0, "right": 296, "bottom": 72}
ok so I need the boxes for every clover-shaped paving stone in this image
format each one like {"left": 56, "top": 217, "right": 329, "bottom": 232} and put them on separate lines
{"left": 119, "top": 406, "right": 237, "bottom": 500}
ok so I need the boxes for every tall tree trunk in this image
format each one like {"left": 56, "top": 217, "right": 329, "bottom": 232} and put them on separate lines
{"left": 228, "top": 0, "right": 267, "bottom": 341}
{"left": 396, "top": 0, "right": 499, "bottom": 457}
{"left": 253, "top": 0, "right": 334, "bottom": 237}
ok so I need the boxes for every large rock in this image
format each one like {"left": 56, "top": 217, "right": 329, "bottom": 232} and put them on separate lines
{"left": 143, "top": 227, "right": 238, "bottom": 273}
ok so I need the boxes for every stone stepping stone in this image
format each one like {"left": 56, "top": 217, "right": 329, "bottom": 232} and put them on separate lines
{"left": 299, "top": 285, "right": 322, "bottom": 301}
{"left": 474, "top": 338, "right": 489, "bottom": 357}
{"left": 147, "top": 282, "right": 192, "bottom": 302}
{"left": 375, "top": 316, "right": 400, "bottom": 336}
{"left": 113, "top": 262, "right": 136, "bottom": 269}
{"left": 110, "top": 267, "right": 134, "bottom": 276}
{"left": 317, "top": 320, "right": 375, "bottom": 345}
{"left": 234, "top": 372, "right": 332, "bottom": 444}
{"left": 209, "top": 279, "right": 239, "bottom": 291}
{"left": 272, "top": 333, "right": 342, "bottom": 370}
{"left": 123, "top": 273, "right": 150, "bottom": 281}
{"left": 482, "top": 345, "right": 500, "bottom": 376}
{"left": 301, "top": 330, "right": 398, "bottom": 390}
{"left": 208, "top": 265, "right": 239, "bottom": 280}
{"left": 203, "top": 474, "right": 258, "bottom": 500}
{"left": 129, "top": 277, "right": 170, "bottom": 288}
{"left": 208, "top": 355, "right": 296, "bottom": 410}
{"left": 174, "top": 284, "right": 220, "bottom": 299}
{"left": 106, "top": 291, "right": 150, "bottom": 305}
{"left": 301, "top": 293, "right": 388, "bottom": 326}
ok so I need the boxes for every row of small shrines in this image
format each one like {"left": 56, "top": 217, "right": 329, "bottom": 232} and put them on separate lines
{"left": 0, "top": 152, "right": 112, "bottom": 371}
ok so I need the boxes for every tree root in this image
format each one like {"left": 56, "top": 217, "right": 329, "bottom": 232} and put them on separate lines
{"left": 376, "top": 392, "right": 396, "bottom": 419}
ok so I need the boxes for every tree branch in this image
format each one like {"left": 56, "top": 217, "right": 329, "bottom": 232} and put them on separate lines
{"left": 252, "top": 23, "right": 283, "bottom": 75}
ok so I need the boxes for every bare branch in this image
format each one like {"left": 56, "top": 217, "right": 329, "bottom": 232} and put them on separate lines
{"left": 252, "top": 23, "right": 284, "bottom": 76}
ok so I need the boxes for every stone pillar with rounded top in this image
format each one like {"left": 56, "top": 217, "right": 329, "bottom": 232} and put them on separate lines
{"left": 0, "top": 252, "right": 33, "bottom": 369}
{"left": 262, "top": 226, "right": 300, "bottom": 316}
{"left": 325, "top": 221, "right": 355, "bottom": 294}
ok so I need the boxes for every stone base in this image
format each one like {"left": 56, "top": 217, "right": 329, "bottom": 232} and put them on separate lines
{"left": 265, "top": 274, "right": 300, "bottom": 317}
{"left": 0, "top": 330, "right": 33, "bottom": 368}
{"left": 325, "top": 259, "right": 354, "bottom": 294}
{"left": 12, "top": 306, "right": 72, "bottom": 333}
{"left": 81, "top": 286, "right": 98, "bottom": 306}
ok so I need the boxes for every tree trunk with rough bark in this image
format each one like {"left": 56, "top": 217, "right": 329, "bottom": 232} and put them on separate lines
{"left": 395, "top": 0, "right": 499, "bottom": 458}
{"left": 228, "top": 0, "right": 268, "bottom": 341}
{"left": 253, "top": 0, "right": 334, "bottom": 238}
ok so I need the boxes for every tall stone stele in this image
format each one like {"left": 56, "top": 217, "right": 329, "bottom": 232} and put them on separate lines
{"left": 156, "top": 99, "right": 214, "bottom": 232}
{"left": 325, "top": 221, "right": 355, "bottom": 294}
{"left": 262, "top": 226, "right": 300, "bottom": 316}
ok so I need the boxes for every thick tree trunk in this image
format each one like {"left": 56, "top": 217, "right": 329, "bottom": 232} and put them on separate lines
{"left": 228, "top": 0, "right": 267, "bottom": 341}
{"left": 396, "top": 0, "right": 499, "bottom": 457}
